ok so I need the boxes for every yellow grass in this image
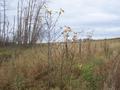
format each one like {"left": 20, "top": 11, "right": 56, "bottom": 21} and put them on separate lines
{"left": 0, "top": 38, "right": 120, "bottom": 90}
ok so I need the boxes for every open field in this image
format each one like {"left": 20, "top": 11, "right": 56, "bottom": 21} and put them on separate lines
{"left": 0, "top": 38, "right": 120, "bottom": 90}
{"left": 0, "top": 0, "right": 120, "bottom": 90}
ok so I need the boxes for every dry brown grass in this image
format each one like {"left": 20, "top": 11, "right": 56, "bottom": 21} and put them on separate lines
{"left": 0, "top": 39, "right": 119, "bottom": 90}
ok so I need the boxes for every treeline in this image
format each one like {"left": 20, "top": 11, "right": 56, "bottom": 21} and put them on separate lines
{"left": 0, "top": 0, "right": 63, "bottom": 46}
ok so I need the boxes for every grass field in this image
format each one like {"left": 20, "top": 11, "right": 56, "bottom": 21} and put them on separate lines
{"left": 0, "top": 38, "right": 120, "bottom": 90}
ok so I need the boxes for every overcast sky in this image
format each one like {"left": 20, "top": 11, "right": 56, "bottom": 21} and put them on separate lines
{"left": 8, "top": 0, "right": 120, "bottom": 39}
{"left": 49, "top": 0, "right": 120, "bottom": 39}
